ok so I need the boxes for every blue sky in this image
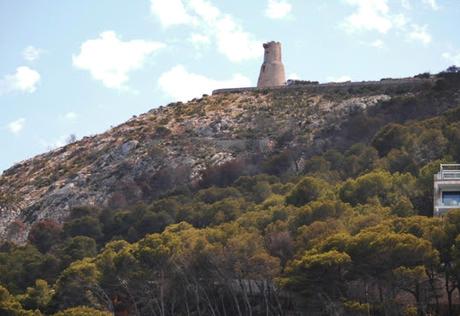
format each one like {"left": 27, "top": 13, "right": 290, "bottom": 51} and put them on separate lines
{"left": 0, "top": 0, "right": 459, "bottom": 172}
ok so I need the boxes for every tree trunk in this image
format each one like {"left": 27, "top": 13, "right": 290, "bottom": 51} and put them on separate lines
{"left": 445, "top": 268, "right": 455, "bottom": 316}
{"left": 425, "top": 267, "right": 439, "bottom": 316}
{"left": 160, "top": 270, "right": 165, "bottom": 316}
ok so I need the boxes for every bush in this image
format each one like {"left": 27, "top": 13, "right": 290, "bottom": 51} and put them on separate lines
{"left": 196, "top": 186, "right": 242, "bottom": 204}
{"left": 18, "top": 279, "right": 52, "bottom": 311}
{"left": 390, "top": 196, "right": 415, "bottom": 217}
{"left": 372, "top": 123, "right": 410, "bottom": 156}
{"left": 384, "top": 149, "right": 418, "bottom": 174}
{"left": 63, "top": 217, "right": 102, "bottom": 240}
{"left": 0, "top": 285, "right": 41, "bottom": 316}
{"left": 339, "top": 170, "right": 394, "bottom": 205}
{"left": 28, "top": 220, "right": 63, "bottom": 253}
{"left": 286, "top": 177, "right": 332, "bottom": 206}
{"left": 200, "top": 159, "right": 246, "bottom": 187}
{"left": 53, "top": 306, "right": 111, "bottom": 316}
{"left": 58, "top": 237, "right": 97, "bottom": 267}
{"left": 136, "top": 211, "right": 174, "bottom": 236}
{"left": 262, "top": 150, "right": 296, "bottom": 176}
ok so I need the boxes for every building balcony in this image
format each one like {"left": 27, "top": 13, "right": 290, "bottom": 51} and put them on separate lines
{"left": 434, "top": 164, "right": 460, "bottom": 181}
{"left": 434, "top": 164, "right": 460, "bottom": 216}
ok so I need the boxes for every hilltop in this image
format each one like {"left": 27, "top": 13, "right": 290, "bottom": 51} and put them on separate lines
{"left": 1, "top": 74, "right": 459, "bottom": 242}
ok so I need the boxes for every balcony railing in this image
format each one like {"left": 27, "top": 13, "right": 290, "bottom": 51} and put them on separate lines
{"left": 437, "top": 164, "right": 460, "bottom": 180}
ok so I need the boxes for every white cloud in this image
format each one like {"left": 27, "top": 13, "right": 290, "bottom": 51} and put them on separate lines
{"left": 22, "top": 46, "right": 43, "bottom": 62}
{"left": 343, "top": 1, "right": 435, "bottom": 47}
{"left": 7, "top": 118, "right": 26, "bottom": 135}
{"left": 150, "top": 0, "right": 194, "bottom": 27}
{"left": 213, "top": 17, "right": 262, "bottom": 62}
{"left": 422, "top": 0, "right": 439, "bottom": 10}
{"left": 64, "top": 112, "right": 78, "bottom": 120}
{"left": 72, "top": 31, "right": 166, "bottom": 89}
{"left": 408, "top": 24, "right": 431, "bottom": 45}
{"left": 343, "top": 0, "right": 393, "bottom": 33}
{"left": 158, "top": 65, "right": 251, "bottom": 102}
{"left": 150, "top": 0, "right": 261, "bottom": 62}
{"left": 400, "top": 0, "right": 439, "bottom": 10}
{"left": 189, "top": 33, "right": 211, "bottom": 48}
{"left": 187, "top": 0, "right": 220, "bottom": 22}
{"left": 327, "top": 75, "right": 352, "bottom": 83}
{"left": 370, "top": 39, "right": 385, "bottom": 48}
{"left": 400, "top": 0, "right": 411, "bottom": 9}
{"left": 342, "top": 0, "right": 407, "bottom": 34}
{"left": 442, "top": 51, "right": 460, "bottom": 65}
{"left": 0, "top": 67, "right": 40, "bottom": 95}
{"left": 265, "top": 0, "right": 292, "bottom": 19}
{"left": 393, "top": 14, "right": 408, "bottom": 28}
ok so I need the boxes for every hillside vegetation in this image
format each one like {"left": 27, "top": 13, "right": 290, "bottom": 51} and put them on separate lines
{"left": 1, "top": 71, "right": 460, "bottom": 315}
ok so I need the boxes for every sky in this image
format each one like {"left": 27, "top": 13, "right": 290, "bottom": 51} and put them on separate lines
{"left": 0, "top": 0, "right": 459, "bottom": 172}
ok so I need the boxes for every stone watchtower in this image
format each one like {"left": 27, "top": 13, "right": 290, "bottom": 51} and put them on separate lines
{"left": 257, "top": 41, "right": 286, "bottom": 88}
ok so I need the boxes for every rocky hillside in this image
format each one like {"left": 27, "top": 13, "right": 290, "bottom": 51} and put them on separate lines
{"left": 0, "top": 75, "right": 458, "bottom": 242}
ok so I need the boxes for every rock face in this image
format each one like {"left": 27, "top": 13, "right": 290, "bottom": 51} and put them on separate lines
{"left": 0, "top": 77, "right": 454, "bottom": 243}
{"left": 257, "top": 41, "right": 286, "bottom": 88}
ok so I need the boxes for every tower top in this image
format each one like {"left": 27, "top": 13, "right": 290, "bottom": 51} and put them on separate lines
{"left": 263, "top": 41, "right": 281, "bottom": 48}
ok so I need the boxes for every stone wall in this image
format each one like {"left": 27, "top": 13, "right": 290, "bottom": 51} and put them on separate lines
{"left": 213, "top": 77, "right": 436, "bottom": 95}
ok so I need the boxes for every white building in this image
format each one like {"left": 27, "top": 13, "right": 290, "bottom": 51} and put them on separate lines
{"left": 434, "top": 164, "right": 460, "bottom": 216}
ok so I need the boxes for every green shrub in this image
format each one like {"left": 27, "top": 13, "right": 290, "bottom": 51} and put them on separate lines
{"left": 286, "top": 176, "right": 333, "bottom": 206}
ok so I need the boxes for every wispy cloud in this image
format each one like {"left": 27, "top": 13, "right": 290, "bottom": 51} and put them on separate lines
{"left": 342, "top": 0, "right": 404, "bottom": 34}
{"left": 265, "top": 0, "right": 292, "bottom": 19}
{"left": 400, "top": 0, "right": 411, "bottom": 10}
{"left": 407, "top": 24, "right": 432, "bottom": 45}
{"left": 400, "top": 0, "right": 439, "bottom": 10}
{"left": 422, "top": 0, "right": 439, "bottom": 10}
{"left": 150, "top": 0, "right": 195, "bottom": 27}
{"left": 370, "top": 39, "right": 385, "bottom": 48}
{"left": 7, "top": 118, "right": 26, "bottom": 135}
{"left": 73, "top": 31, "right": 165, "bottom": 89}
{"left": 442, "top": 51, "right": 460, "bottom": 65}
{"left": 342, "top": 1, "right": 434, "bottom": 47}
{"left": 188, "top": 33, "right": 211, "bottom": 48}
{"left": 64, "top": 112, "right": 78, "bottom": 120}
{"left": 22, "top": 46, "right": 43, "bottom": 62}
{"left": 150, "top": 0, "right": 262, "bottom": 62}
{"left": 158, "top": 64, "right": 251, "bottom": 102}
